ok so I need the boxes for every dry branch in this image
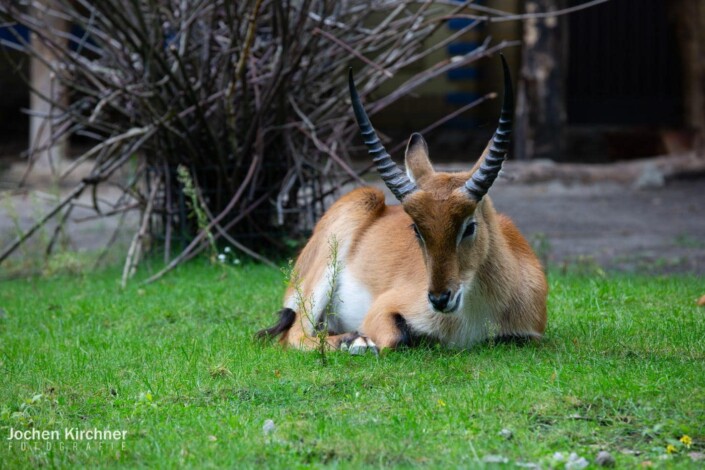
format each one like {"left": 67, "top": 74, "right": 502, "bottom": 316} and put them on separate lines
{"left": 121, "top": 181, "right": 159, "bottom": 288}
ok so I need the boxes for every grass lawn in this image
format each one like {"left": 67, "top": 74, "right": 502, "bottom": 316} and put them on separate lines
{"left": 0, "top": 261, "right": 703, "bottom": 468}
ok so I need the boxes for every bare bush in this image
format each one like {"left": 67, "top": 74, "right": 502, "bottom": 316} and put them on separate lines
{"left": 0, "top": 0, "right": 526, "bottom": 283}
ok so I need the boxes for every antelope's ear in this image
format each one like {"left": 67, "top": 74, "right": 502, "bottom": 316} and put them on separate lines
{"left": 404, "top": 133, "right": 433, "bottom": 184}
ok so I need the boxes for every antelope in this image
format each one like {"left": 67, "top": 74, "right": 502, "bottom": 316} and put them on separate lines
{"left": 257, "top": 55, "right": 547, "bottom": 354}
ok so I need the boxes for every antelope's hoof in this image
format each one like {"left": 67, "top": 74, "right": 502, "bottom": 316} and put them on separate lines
{"left": 340, "top": 333, "right": 379, "bottom": 356}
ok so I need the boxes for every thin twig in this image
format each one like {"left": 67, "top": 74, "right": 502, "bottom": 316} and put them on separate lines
{"left": 45, "top": 204, "right": 74, "bottom": 257}
{"left": 60, "top": 126, "right": 153, "bottom": 179}
{"left": 121, "top": 180, "right": 159, "bottom": 288}
{"left": 439, "top": 0, "right": 610, "bottom": 23}
{"left": 313, "top": 27, "right": 393, "bottom": 78}
{"left": 388, "top": 92, "right": 497, "bottom": 155}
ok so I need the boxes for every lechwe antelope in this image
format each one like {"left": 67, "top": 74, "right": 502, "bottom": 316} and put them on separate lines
{"left": 258, "top": 55, "right": 547, "bottom": 353}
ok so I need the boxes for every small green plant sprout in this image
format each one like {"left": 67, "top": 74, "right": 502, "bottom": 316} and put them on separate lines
{"left": 316, "top": 235, "right": 342, "bottom": 365}
{"left": 283, "top": 235, "right": 342, "bottom": 365}
{"left": 177, "top": 165, "right": 217, "bottom": 262}
{"left": 287, "top": 263, "right": 314, "bottom": 350}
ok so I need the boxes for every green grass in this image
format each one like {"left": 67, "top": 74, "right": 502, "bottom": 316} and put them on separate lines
{"left": 0, "top": 262, "right": 703, "bottom": 468}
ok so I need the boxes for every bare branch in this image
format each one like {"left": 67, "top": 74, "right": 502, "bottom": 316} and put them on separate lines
{"left": 121, "top": 175, "right": 159, "bottom": 288}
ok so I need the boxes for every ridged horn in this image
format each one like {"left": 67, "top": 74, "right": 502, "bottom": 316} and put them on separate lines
{"left": 348, "top": 69, "right": 417, "bottom": 202}
{"left": 465, "top": 54, "right": 514, "bottom": 201}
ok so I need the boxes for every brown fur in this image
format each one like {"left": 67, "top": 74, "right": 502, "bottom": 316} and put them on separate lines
{"left": 258, "top": 135, "right": 548, "bottom": 351}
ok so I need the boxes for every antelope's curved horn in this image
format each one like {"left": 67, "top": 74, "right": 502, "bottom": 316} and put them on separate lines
{"left": 348, "top": 69, "right": 417, "bottom": 202}
{"left": 465, "top": 54, "right": 514, "bottom": 201}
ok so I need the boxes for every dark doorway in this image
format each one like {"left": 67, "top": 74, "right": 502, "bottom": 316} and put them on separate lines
{"left": 566, "top": 0, "right": 682, "bottom": 126}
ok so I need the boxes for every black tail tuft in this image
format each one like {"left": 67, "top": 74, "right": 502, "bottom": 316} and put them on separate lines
{"left": 255, "top": 308, "right": 296, "bottom": 341}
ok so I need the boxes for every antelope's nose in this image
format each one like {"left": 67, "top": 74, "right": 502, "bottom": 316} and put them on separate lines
{"left": 428, "top": 290, "right": 452, "bottom": 311}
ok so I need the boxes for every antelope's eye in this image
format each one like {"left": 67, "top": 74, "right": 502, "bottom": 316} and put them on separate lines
{"left": 462, "top": 222, "right": 476, "bottom": 239}
{"left": 411, "top": 223, "right": 422, "bottom": 240}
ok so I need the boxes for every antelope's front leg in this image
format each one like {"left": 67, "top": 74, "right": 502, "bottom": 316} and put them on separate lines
{"left": 338, "top": 332, "right": 379, "bottom": 355}
{"left": 282, "top": 315, "right": 352, "bottom": 351}
{"left": 283, "top": 320, "right": 382, "bottom": 355}
{"left": 352, "top": 305, "right": 416, "bottom": 354}
{"left": 299, "top": 308, "right": 412, "bottom": 356}
{"left": 279, "top": 304, "right": 413, "bottom": 355}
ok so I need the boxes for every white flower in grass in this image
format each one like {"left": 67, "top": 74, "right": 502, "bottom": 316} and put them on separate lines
{"left": 218, "top": 254, "right": 226, "bottom": 263}
{"left": 224, "top": 247, "right": 232, "bottom": 253}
